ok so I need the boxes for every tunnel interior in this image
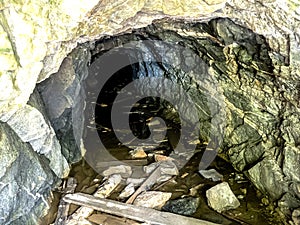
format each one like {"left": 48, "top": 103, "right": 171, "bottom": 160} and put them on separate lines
{"left": 93, "top": 56, "right": 192, "bottom": 161}
{"left": 81, "top": 17, "right": 275, "bottom": 173}
{"left": 37, "top": 17, "right": 298, "bottom": 224}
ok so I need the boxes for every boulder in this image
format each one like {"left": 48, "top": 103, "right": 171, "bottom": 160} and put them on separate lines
{"left": 162, "top": 197, "right": 200, "bottom": 216}
{"left": 206, "top": 182, "right": 240, "bottom": 213}
{"left": 0, "top": 122, "right": 57, "bottom": 224}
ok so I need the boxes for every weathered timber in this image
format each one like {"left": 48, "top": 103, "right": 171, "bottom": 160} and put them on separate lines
{"left": 64, "top": 193, "right": 221, "bottom": 225}
{"left": 54, "top": 177, "right": 77, "bottom": 225}
{"left": 126, "top": 164, "right": 162, "bottom": 204}
{"left": 66, "top": 174, "right": 122, "bottom": 224}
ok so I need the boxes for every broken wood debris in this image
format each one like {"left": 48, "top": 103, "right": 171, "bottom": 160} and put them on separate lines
{"left": 66, "top": 174, "right": 122, "bottom": 224}
{"left": 63, "top": 192, "right": 221, "bottom": 225}
{"left": 126, "top": 163, "right": 162, "bottom": 204}
{"left": 54, "top": 177, "right": 77, "bottom": 225}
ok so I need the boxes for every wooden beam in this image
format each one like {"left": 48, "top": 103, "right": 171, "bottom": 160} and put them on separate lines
{"left": 54, "top": 177, "right": 77, "bottom": 225}
{"left": 64, "top": 193, "right": 220, "bottom": 225}
{"left": 126, "top": 164, "right": 162, "bottom": 204}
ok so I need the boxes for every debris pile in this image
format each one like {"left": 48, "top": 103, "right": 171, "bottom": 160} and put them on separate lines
{"left": 48, "top": 146, "right": 280, "bottom": 225}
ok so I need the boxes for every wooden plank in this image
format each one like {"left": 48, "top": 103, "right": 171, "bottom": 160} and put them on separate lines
{"left": 126, "top": 163, "right": 162, "bottom": 204}
{"left": 54, "top": 177, "right": 77, "bottom": 225}
{"left": 64, "top": 193, "right": 221, "bottom": 225}
{"left": 66, "top": 174, "right": 122, "bottom": 224}
{"left": 88, "top": 213, "right": 141, "bottom": 225}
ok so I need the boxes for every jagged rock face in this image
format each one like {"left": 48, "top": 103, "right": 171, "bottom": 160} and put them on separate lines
{"left": 86, "top": 18, "right": 299, "bottom": 214}
{"left": 0, "top": 122, "right": 56, "bottom": 224}
{"left": 1, "top": 0, "right": 299, "bottom": 121}
{"left": 38, "top": 46, "right": 90, "bottom": 163}
{"left": 0, "top": 0, "right": 300, "bottom": 224}
{"left": 0, "top": 0, "right": 226, "bottom": 120}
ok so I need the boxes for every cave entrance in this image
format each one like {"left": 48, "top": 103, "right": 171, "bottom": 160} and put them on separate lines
{"left": 82, "top": 37, "right": 222, "bottom": 173}
{"left": 43, "top": 18, "right": 286, "bottom": 224}
{"left": 93, "top": 58, "right": 187, "bottom": 163}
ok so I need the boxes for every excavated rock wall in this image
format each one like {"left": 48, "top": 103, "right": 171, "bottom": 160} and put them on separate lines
{"left": 86, "top": 18, "right": 300, "bottom": 217}
{"left": 0, "top": 0, "right": 300, "bottom": 223}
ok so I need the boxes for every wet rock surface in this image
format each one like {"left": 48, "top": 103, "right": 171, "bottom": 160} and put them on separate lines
{"left": 0, "top": 1, "right": 299, "bottom": 223}
{"left": 86, "top": 17, "right": 300, "bottom": 220}
{"left": 162, "top": 197, "right": 200, "bottom": 216}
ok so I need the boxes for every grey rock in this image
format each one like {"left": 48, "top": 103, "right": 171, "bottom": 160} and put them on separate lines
{"left": 143, "top": 161, "right": 178, "bottom": 183}
{"left": 199, "top": 169, "right": 223, "bottom": 182}
{"left": 126, "top": 177, "right": 146, "bottom": 186}
{"left": 6, "top": 104, "right": 69, "bottom": 178}
{"left": 206, "top": 182, "right": 240, "bottom": 213}
{"left": 38, "top": 46, "right": 90, "bottom": 163}
{"left": 278, "top": 193, "right": 300, "bottom": 215}
{"left": 119, "top": 183, "right": 135, "bottom": 199}
{"left": 144, "top": 161, "right": 178, "bottom": 176}
{"left": 6, "top": 105, "right": 51, "bottom": 154}
{"left": 0, "top": 122, "right": 57, "bottom": 224}
{"left": 292, "top": 208, "right": 300, "bottom": 225}
{"left": 5, "top": 90, "right": 69, "bottom": 178}
{"left": 248, "top": 158, "right": 287, "bottom": 200}
{"left": 133, "top": 191, "right": 172, "bottom": 210}
{"left": 162, "top": 197, "right": 200, "bottom": 216}
{"left": 102, "top": 165, "right": 132, "bottom": 178}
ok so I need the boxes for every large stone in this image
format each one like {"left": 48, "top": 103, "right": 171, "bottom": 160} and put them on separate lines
{"left": 133, "top": 191, "right": 172, "bottom": 210}
{"left": 38, "top": 46, "right": 90, "bottom": 163}
{"left": 206, "top": 182, "right": 240, "bottom": 213}
{"left": 162, "top": 197, "right": 200, "bottom": 216}
{"left": 5, "top": 90, "right": 69, "bottom": 178}
{"left": 248, "top": 158, "right": 287, "bottom": 200}
{"left": 0, "top": 122, "right": 57, "bottom": 224}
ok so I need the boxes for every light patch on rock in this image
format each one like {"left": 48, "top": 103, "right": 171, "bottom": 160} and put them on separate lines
{"left": 6, "top": 104, "right": 69, "bottom": 178}
{"left": 126, "top": 177, "right": 146, "bottom": 186}
{"left": 119, "top": 183, "right": 135, "bottom": 199}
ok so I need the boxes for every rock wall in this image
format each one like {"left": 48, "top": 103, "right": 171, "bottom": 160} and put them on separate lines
{"left": 0, "top": 121, "right": 57, "bottom": 224}
{"left": 86, "top": 17, "right": 300, "bottom": 218}
{"left": 0, "top": 0, "right": 300, "bottom": 224}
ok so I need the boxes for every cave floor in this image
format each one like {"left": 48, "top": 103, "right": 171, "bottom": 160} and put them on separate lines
{"left": 43, "top": 140, "right": 283, "bottom": 225}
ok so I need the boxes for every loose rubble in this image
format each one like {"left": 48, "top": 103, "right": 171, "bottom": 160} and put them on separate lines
{"left": 49, "top": 142, "right": 284, "bottom": 225}
{"left": 133, "top": 191, "right": 172, "bottom": 210}
{"left": 206, "top": 182, "right": 240, "bottom": 213}
{"left": 199, "top": 169, "right": 223, "bottom": 182}
{"left": 101, "top": 165, "right": 132, "bottom": 177}
{"left": 162, "top": 197, "right": 200, "bottom": 216}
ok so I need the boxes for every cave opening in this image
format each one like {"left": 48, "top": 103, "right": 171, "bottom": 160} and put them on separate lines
{"left": 82, "top": 36, "right": 217, "bottom": 173}
{"left": 93, "top": 57, "right": 186, "bottom": 162}
{"left": 40, "top": 17, "right": 290, "bottom": 224}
